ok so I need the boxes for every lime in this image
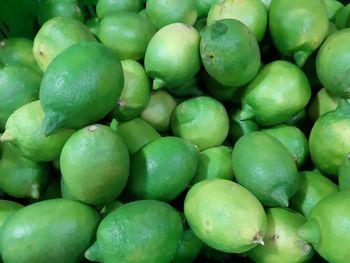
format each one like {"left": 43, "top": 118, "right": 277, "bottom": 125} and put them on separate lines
{"left": 144, "top": 23, "right": 201, "bottom": 89}
{"left": 324, "top": 0, "right": 344, "bottom": 20}
{"left": 290, "top": 170, "right": 338, "bottom": 217}
{"left": 40, "top": 42, "right": 124, "bottom": 135}
{"left": 241, "top": 60, "right": 311, "bottom": 126}
{"left": 228, "top": 108, "right": 260, "bottom": 142}
{"left": 196, "top": 0, "right": 218, "bottom": 17}
{"left": 1, "top": 101, "right": 74, "bottom": 162}
{"left": 125, "top": 136, "right": 198, "bottom": 202}
{"left": 85, "top": 200, "right": 183, "bottom": 263}
{"left": 298, "top": 192, "right": 350, "bottom": 263}
{"left": 334, "top": 4, "right": 350, "bottom": 29}
{"left": 33, "top": 17, "right": 96, "bottom": 71}
{"left": 146, "top": 0, "right": 198, "bottom": 29}
{"left": 308, "top": 87, "right": 340, "bottom": 122}
{"left": 316, "top": 28, "right": 350, "bottom": 98}
{"left": 111, "top": 60, "right": 151, "bottom": 121}
{"left": 0, "top": 200, "right": 23, "bottom": 228}
{"left": 309, "top": 99, "right": 350, "bottom": 176}
{"left": 0, "top": 199, "right": 100, "bottom": 263}
{"left": 99, "top": 200, "right": 124, "bottom": 218}
{"left": 171, "top": 96, "right": 229, "bottom": 150}
{"left": 232, "top": 131, "right": 299, "bottom": 207}
{"left": 269, "top": 0, "right": 329, "bottom": 67}
{"left": 184, "top": 179, "right": 266, "bottom": 253}
{"left": 207, "top": 0, "right": 268, "bottom": 42}
{"left": 96, "top": 0, "right": 143, "bottom": 19}
{"left": 248, "top": 208, "right": 314, "bottom": 263}
{"left": 338, "top": 153, "right": 350, "bottom": 191}
{"left": 85, "top": 17, "right": 99, "bottom": 36}
{"left": 98, "top": 12, "right": 156, "bottom": 61}
{"left": 200, "top": 19, "right": 260, "bottom": 87}
{"left": 140, "top": 89, "right": 177, "bottom": 132}
{"left": 60, "top": 124, "right": 129, "bottom": 206}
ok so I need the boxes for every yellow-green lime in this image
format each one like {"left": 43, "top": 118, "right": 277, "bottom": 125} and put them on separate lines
{"left": 269, "top": 0, "right": 329, "bottom": 67}
{"left": 60, "top": 124, "right": 129, "bottom": 206}
{"left": 96, "top": 0, "right": 143, "bottom": 19}
{"left": 111, "top": 60, "right": 151, "bottom": 121}
{"left": 200, "top": 19, "right": 261, "bottom": 87}
{"left": 190, "top": 146, "right": 234, "bottom": 185}
{"left": 309, "top": 99, "right": 350, "bottom": 176}
{"left": 195, "top": 0, "right": 219, "bottom": 17}
{"left": 98, "top": 12, "right": 156, "bottom": 61}
{"left": 125, "top": 136, "right": 198, "bottom": 202}
{"left": 146, "top": 0, "right": 198, "bottom": 29}
{"left": 37, "top": 0, "right": 84, "bottom": 26}
{"left": 84, "top": 200, "right": 183, "bottom": 263}
{"left": 184, "top": 179, "right": 267, "bottom": 253}
{"left": 334, "top": 4, "right": 350, "bottom": 29}
{"left": 40, "top": 42, "right": 124, "bottom": 135}
{"left": 1, "top": 101, "right": 74, "bottom": 162}
{"left": 140, "top": 89, "right": 177, "bottom": 132}
{"left": 144, "top": 23, "right": 201, "bottom": 89}
{"left": 290, "top": 170, "right": 338, "bottom": 217}
{"left": 248, "top": 208, "right": 314, "bottom": 263}
{"left": 241, "top": 60, "right": 311, "bottom": 126}
{"left": 316, "top": 28, "right": 350, "bottom": 98}
{"left": 263, "top": 125, "right": 309, "bottom": 168}
{"left": 171, "top": 96, "right": 229, "bottom": 150}
{"left": 0, "top": 142, "right": 50, "bottom": 199}
{"left": 298, "top": 192, "right": 350, "bottom": 263}
{"left": 33, "top": 17, "right": 96, "bottom": 71}
{"left": 228, "top": 108, "right": 260, "bottom": 142}
{"left": 0, "top": 200, "right": 23, "bottom": 228}
{"left": 324, "top": 0, "right": 344, "bottom": 20}
{"left": 308, "top": 87, "right": 340, "bottom": 122}
{"left": 0, "top": 199, "right": 100, "bottom": 263}
{"left": 232, "top": 131, "right": 299, "bottom": 207}
{"left": 207, "top": 0, "right": 268, "bottom": 42}
{"left": 114, "top": 117, "right": 161, "bottom": 155}
{"left": 0, "top": 64, "right": 41, "bottom": 131}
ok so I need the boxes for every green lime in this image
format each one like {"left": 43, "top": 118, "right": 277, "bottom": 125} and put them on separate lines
{"left": 140, "top": 89, "right": 177, "bottom": 132}
{"left": 228, "top": 108, "right": 260, "bottom": 142}
{"left": 290, "top": 170, "right": 338, "bottom": 217}
{"left": 60, "top": 124, "right": 129, "bottom": 206}
{"left": 33, "top": 17, "right": 96, "bottom": 71}
{"left": 334, "top": 4, "right": 350, "bottom": 29}
{"left": 114, "top": 117, "right": 161, "bottom": 155}
{"left": 298, "top": 192, "right": 350, "bottom": 263}
{"left": 263, "top": 125, "right": 309, "bottom": 168}
{"left": 0, "top": 199, "right": 100, "bottom": 263}
{"left": 96, "top": 0, "right": 143, "bottom": 19}
{"left": 0, "top": 64, "right": 41, "bottom": 131}
{"left": 248, "top": 208, "right": 314, "bottom": 263}
{"left": 0, "top": 142, "right": 50, "bottom": 199}
{"left": 185, "top": 179, "right": 267, "bottom": 253}
{"left": 308, "top": 87, "right": 340, "bottom": 122}
{"left": 85, "top": 17, "right": 100, "bottom": 36}
{"left": 144, "top": 23, "right": 201, "bottom": 89}
{"left": 40, "top": 42, "right": 124, "bottom": 135}
{"left": 99, "top": 200, "right": 124, "bottom": 218}
{"left": 37, "top": 0, "right": 84, "bottom": 26}
{"left": 98, "top": 12, "right": 156, "bottom": 61}
{"left": 269, "top": 0, "right": 329, "bottom": 67}
{"left": 0, "top": 38, "right": 40, "bottom": 72}
{"left": 241, "top": 60, "right": 311, "bottom": 126}
{"left": 200, "top": 19, "right": 261, "bottom": 87}
{"left": 111, "top": 60, "right": 150, "bottom": 121}
{"left": 316, "top": 28, "right": 350, "bottom": 98}
{"left": 125, "top": 136, "right": 198, "bottom": 201}
{"left": 260, "top": 0, "right": 271, "bottom": 8}
{"left": 195, "top": 0, "right": 218, "bottom": 17}
{"left": 1, "top": 101, "right": 74, "bottom": 162}
{"left": 84, "top": 200, "right": 183, "bottom": 263}
{"left": 0, "top": 200, "right": 23, "bottom": 228}
{"left": 309, "top": 99, "right": 350, "bottom": 176}
{"left": 207, "top": 0, "right": 268, "bottom": 42}
{"left": 324, "top": 0, "right": 344, "bottom": 20}
{"left": 166, "top": 76, "right": 203, "bottom": 98}
{"left": 190, "top": 146, "right": 234, "bottom": 185}
{"left": 171, "top": 96, "right": 229, "bottom": 151}
{"left": 232, "top": 131, "right": 299, "bottom": 207}
{"left": 338, "top": 153, "right": 350, "bottom": 191}
{"left": 146, "top": 0, "right": 198, "bottom": 29}
{"left": 327, "top": 21, "right": 339, "bottom": 37}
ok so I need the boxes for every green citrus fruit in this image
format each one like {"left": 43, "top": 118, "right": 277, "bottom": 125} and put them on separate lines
{"left": 308, "top": 87, "right": 340, "bottom": 122}
{"left": 324, "top": 0, "right": 344, "bottom": 20}
{"left": 1, "top": 101, "right": 74, "bottom": 162}
{"left": 334, "top": 4, "right": 350, "bottom": 29}
{"left": 60, "top": 124, "right": 129, "bottom": 206}
{"left": 200, "top": 19, "right": 261, "bottom": 87}
{"left": 96, "top": 0, "right": 143, "bottom": 19}
{"left": 269, "top": 0, "right": 329, "bottom": 67}
{"left": 339, "top": 153, "right": 350, "bottom": 191}
{"left": 232, "top": 131, "right": 299, "bottom": 207}
{"left": 84, "top": 199, "right": 183, "bottom": 263}
{"left": 196, "top": 0, "right": 219, "bottom": 17}
{"left": 85, "top": 17, "right": 99, "bottom": 36}
{"left": 171, "top": 96, "right": 229, "bottom": 150}
{"left": 0, "top": 200, "right": 23, "bottom": 228}
{"left": 40, "top": 42, "right": 124, "bottom": 135}
{"left": 184, "top": 179, "right": 267, "bottom": 253}
{"left": 228, "top": 108, "right": 260, "bottom": 142}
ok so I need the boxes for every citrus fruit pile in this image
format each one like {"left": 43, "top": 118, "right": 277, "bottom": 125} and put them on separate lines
{"left": 0, "top": 0, "right": 350, "bottom": 262}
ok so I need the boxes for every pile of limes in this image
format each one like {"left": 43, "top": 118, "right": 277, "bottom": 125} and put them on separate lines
{"left": 0, "top": 0, "right": 350, "bottom": 262}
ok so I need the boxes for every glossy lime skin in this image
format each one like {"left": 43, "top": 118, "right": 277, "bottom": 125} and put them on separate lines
{"left": 0, "top": 199, "right": 100, "bottom": 263}
{"left": 0, "top": 200, "right": 23, "bottom": 228}
{"left": 96, "top": 0, "right": 143, "bottom": 19}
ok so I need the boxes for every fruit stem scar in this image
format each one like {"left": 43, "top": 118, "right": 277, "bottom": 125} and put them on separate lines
{"left": 0, "top": 40, "right": 6, "bottom": 47}
{"left": 87, "top": 125, "right": 98, "bottom": 132}
{"left": 252, "top": 231, "right": 264, "bottom": 246}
